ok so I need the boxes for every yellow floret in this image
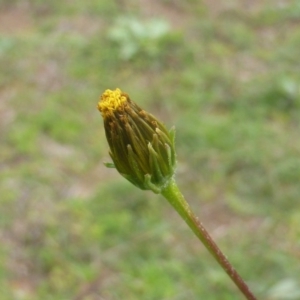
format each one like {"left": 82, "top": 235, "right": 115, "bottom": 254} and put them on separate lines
{"left": 98, "top": 88, "right": 127, "bottom": 116}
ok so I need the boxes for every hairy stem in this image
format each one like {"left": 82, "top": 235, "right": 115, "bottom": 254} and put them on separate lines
{"left": 161, "top": 178, "right": 257, "bottom": 300}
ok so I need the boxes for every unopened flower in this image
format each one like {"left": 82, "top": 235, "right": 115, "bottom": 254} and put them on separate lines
{"left": 98, "top": 88, "right": 176, "bottom": 193}
{"left": 97, "top": 89, "right": 257, "bottom": 300}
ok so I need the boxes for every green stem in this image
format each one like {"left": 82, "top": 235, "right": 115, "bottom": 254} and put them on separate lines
{"left": 161, "top": 178, "right": 257, "bottom": 300}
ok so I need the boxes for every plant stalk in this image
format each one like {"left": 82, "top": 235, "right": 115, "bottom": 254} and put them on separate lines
{"left": 161, "top": 178, "right": 257, "bottom": 300}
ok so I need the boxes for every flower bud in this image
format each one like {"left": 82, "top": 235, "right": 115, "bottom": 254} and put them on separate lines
{"left": 98, "top": 88, "right": 176, "bottom": 193}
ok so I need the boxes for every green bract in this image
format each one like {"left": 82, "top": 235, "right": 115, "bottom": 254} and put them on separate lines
{"left": 98, "top": 88, "right": 176, "bottom": 193}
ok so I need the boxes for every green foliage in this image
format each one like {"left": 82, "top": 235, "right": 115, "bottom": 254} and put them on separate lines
{"left": 108, "top": 17, "right": 171, "bottom": 60}
{"left": 1, "top": 0, "right": 300, "bottom": 299}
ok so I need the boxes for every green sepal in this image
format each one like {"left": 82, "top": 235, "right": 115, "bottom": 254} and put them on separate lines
{"left": 104, "top": 162, "right": 116, "bottom": 168}
{"left": 121, "top": 173, "right": 145, "bottom": 190}
{"left": 169, "top": 127, "right": 176, "bottom": 168}
{"left": 169, "top": 126, "right": 176, "bottom": 143}
{"left": 144, "top": 174, "right": 162, "bottom": 194}
{"left": 164, "top": 143, "right": 173, "bottom": 170}
{"left": 148, "top": 142, "right": 164, "bottom": 183}
{"left": 127, "top": 144, "right": 145, "bottom": 187}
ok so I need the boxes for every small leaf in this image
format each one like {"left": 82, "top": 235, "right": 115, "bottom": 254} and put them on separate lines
{"left": 104, "top": 162, "right": 115, "bottom": 168}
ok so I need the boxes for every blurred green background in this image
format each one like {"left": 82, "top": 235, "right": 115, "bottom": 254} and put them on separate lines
{"left": 1, "top": 0, "right": 300, "bottom": 299}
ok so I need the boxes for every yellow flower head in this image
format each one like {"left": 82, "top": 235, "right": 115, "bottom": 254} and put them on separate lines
{"left": 98, "top": 88, "right": 176, "bottom": 193}
{"left": 98, "top": 88, "right": 128, "bottom": 117}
